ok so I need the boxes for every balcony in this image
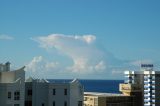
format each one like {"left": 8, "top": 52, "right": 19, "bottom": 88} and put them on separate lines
{"left": 152, "top": 90, "right": 155, "bottom": 93}
{"left": 144, "top": 76, "right": 149, "bottom": 80}
{"left": 151, "top": 76, "right": 155, "bottom": 80}
{"left": 144, "top": 93, "right": 150, "bottom": 97}
{"left": 144, "top": 102, "right": 151, "bottom": 106}
{"left": 152, "top": 81, "right": 155, "bottom": 84}
{"left": 152, "top": 99, "right": 155, "bottom": 103}
{"left": 144, "top": 81, "right": 150, "bottom": 84}
{"left": 152, "top": 95, "right": 155, "bottom": 98}
{"left": 144, "top": 85, "right": 151, "bottom": 89}
{"left": 152, "top": 85, "right": 155, "bottom": 89}
{"left": 144, "top": 98, "right": 151, "bottom": 102}
{"left": 144, "top": 90, "right": 150, "bottom": 93}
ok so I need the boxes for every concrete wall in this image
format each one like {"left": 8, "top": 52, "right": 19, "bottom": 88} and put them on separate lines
{"left": 70, "top": 82, "right": 83, "bottom": 106}
{"left": 0, "top": 69, "right": 25, "bottom": 106}
{"left": 32, "top": 82, "right": 49, "bottom": 106}
{"left": 0, "top": 71, "right": 15, "bottom": 83}
{"left": 25, "top": 79, "right": 84, "bottom": 106}
{"left": 48, "top": 83, "right": 70, "bottom": 106}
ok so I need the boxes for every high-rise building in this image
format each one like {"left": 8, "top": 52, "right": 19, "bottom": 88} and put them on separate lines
{"left": 120, "top": 64, "right": 160, "bottom": 106}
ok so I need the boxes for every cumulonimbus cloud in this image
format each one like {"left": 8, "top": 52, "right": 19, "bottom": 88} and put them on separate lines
{"left": 26, "top": 34, "right": 153, "bottom": 79}
{"left": 30, "top": 34, "right": 107, "bottom": 74}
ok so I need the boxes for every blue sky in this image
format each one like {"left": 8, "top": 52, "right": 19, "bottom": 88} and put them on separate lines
{"left": 0, "top": 0, "right": 160, "bottom": 79}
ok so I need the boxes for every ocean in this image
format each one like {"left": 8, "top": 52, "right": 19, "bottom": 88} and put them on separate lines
{"left": 48, "top": 79, "right": 124, "bottom": 93}
{"left": 80, "top": 80, "right": 123, "bottom": 93}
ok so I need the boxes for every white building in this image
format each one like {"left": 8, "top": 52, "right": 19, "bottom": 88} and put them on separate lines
{"left": 25, "top": 78, "right": 83, "bottom": 106}
{"left": 0, "top": 62, "right": 83, "bottom": 106}
{"left": 122, "top": 64, "right": 160, "bottom": 106}
{"left": 0, "top": 62, "right": 25, "bottom": 106}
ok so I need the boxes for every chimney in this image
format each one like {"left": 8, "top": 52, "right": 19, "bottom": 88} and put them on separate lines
{"left": 5, "top": 62, "right": 10, "bottom": 71}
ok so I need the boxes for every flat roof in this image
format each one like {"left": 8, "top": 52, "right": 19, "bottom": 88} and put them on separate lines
{"left": 84, "top": 92, "right": 129, "bottom": 97}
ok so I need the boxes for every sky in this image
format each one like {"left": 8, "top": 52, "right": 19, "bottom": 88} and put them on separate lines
{"left": 0, "top": 0, "right": 160, "bottom": 79}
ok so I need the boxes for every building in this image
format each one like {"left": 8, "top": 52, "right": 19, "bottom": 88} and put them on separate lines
{"left": 84, "top": 92, "right": 135, "bottom": 106}
{"left": 120, "top": 64, "right": 160, "bottom": 106}
{"left": 119, "top": 83, "right": 143, "bottom": 106}
{"left": 25, "top": 78, "right": 83, "bottom": 106}
{"left": 0, "top": 62, "right": 25, "bottom": 106}
{"left": 0, "top": 62, "right": 83, "bottom": 106}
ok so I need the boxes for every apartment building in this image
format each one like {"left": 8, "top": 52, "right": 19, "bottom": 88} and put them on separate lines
{"left": 84, "top": 92, "right": 135, "bottom": 106}
{"left": 0, "top": 62, "right": 25, "bottom": 106}
{"left": 120, "top": 64, "right": 160, "bottom": 106}
{"left": 25, "top": 78, "right": 83, "bottom": 106}
{"left": 0, "top": 62, "right": 83, "bottom": 106}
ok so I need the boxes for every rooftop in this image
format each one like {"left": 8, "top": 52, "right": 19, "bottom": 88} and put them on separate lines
{"left": 26, "top": 78, "right": 79, "bottom": 84}
{"left": 84, "top": 92, "right": 128, "bottom": 97}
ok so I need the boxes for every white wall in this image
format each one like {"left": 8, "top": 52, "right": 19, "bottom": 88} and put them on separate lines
{"left": 48, "top": 83, "right": 70, "bottom": 106}
{"left": 0, "top": 69, "right": 25, "bottom": 106}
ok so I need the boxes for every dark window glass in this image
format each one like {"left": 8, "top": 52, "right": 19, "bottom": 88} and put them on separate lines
{"left": 8, "top": 92, "right": 11, "bottom": 99}
{"left": 42, "top": 103, "right": 44, "bottom": 106}
{"left": 64, "top": 89, "right": 67, "bottom": 95}
{"left": 25, "top": 101, "right": 32, "bottom": 106}
{"left": 53, "top": 101, "right": 55, "bottom": 106}
{"left": 14, "top": 91, "right": 20, "bottom": 100}
{"left": 28, "top": 89, "right": 32, "bottom": 96}
{"left": 53, "top": 89, "right": 56, "bottom": 95}
{"left": 64, "top": 101, "right": 67, "bottom": 106}
{"left": 78, "top": 101, "right": 82, "bottom": 106}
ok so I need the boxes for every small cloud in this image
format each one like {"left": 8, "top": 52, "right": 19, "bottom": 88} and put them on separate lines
{"left": 95, "top": 61, "right": 106, "bottom": 71}
{"left": 25, "top": 56, "right": 60, "bottom": 77}
{"left": 75, "top": 35, "right": 96, "bottom": 44}
{"left": 0, "top": 34, "right": 14, "bottom": 40}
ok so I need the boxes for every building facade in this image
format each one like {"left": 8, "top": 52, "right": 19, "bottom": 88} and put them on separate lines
{"left": 84, "top": 92, "right": 135, "bottom": 106}
{"left": 0, "top": 62, "right": 83, "bottom": 106}
{"left": 25, "top": 78, "right": 83, "bottom": 106}
{"left": 120, "top": 64, "right": 160, "bottom": 106}
{"left": 0, "top": 62, "right": 25, "bottom": 106}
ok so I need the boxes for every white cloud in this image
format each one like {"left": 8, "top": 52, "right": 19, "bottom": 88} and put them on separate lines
{"left": 0, "top": 35, "right": 14, "bottom": 40}
{"left": 26, "top": 56, "right": 60, "bottom": 77}
{"left": 29, "top": 34, "right": 152, "bottom": 79}
{"left": 75, "top": 35, "right": 96, "bottom": 44}
{"left": 95, "top": 61, "right": 106, "bottom": 71}
{"left": 32, "top": 34, "right": 107, "bottom": 74}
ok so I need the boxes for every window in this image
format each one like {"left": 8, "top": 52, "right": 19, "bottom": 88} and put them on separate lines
{"left": 14, "top": 104, "right": 20, "bottom": 106}
{"left": 14, "top": 91, "right": 20, "bottom": 100}
{"left": 53, "top": 101, "right": 55, "bottom": 106}
{"left": 64, "top": 101, "right": 67, "bottom": 106}
{"left": 53, "top": 89, "right": 56, "bottom": 95}
{"left": 25, "top": 101, "right": 32, "bottom": 106}
{"left": 78, "top": 101, "right": 82, "bottom": 106}
{"left": 27, "top": 89, "right": 32, "bottom": 96}
{"left": 64, "top": 89, "right": 67, "bottom": 95}
{"left": 8, "top": 92, "right": 11, "bottom": 99}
